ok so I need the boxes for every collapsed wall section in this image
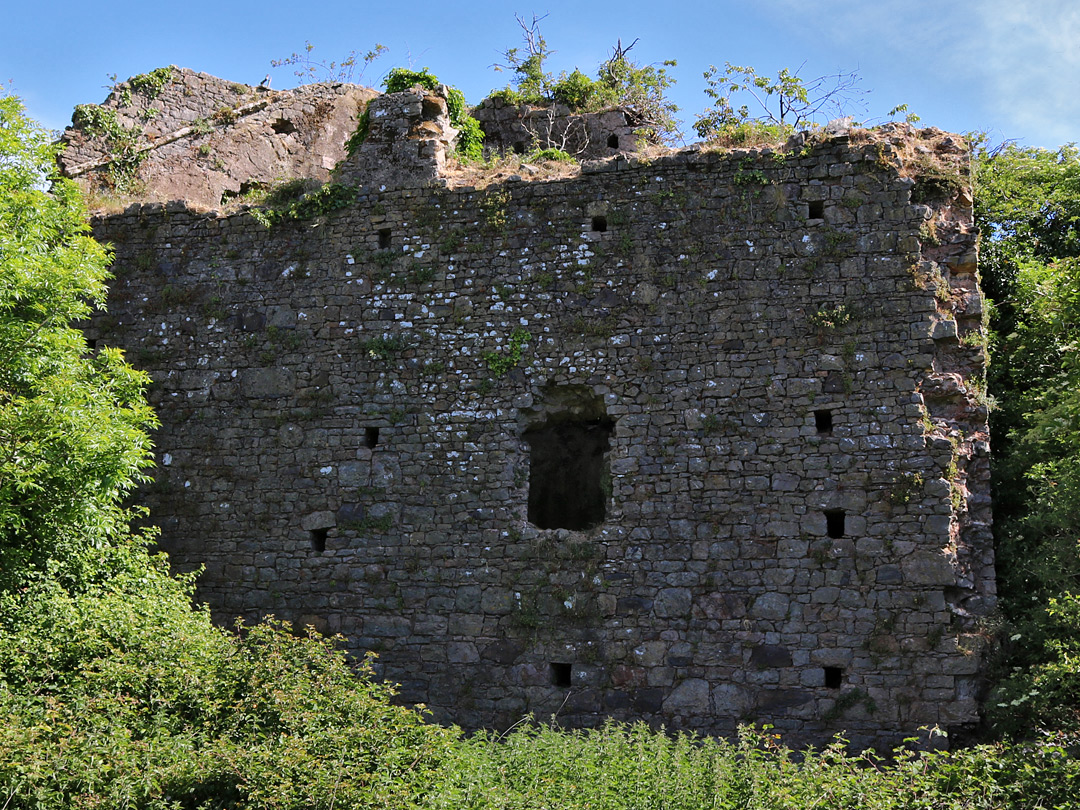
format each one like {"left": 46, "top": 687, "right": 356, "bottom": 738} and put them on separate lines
{"left": 58, "top": 67, "right": 375, "bottom": 208}
{"left": 88, "top": 126, "right": 992, "bottom": 750}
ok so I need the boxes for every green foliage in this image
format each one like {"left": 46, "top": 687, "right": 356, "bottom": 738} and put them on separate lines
{"left": 527, "top": 147, "right": 575, "bottom": 163}
{"left": 0, "top": 93, "right": 456, "bottom": 809}
{"left": 127, "top": 66, "right": 175, "bottom": 98}
{"left": 271, "top": 41, "right": 387, "bottom": 85}
{"left": 695, "top": 62, "right": 864, "bottom": 140}
{"left": 430, "top": 721, "right": 1080, "bottom": 810}
{"left": 382, "top": 68, "right": 484, "bottom": 162}
{"left": 344, "top": 105, "right": 370, "bottom": 157}
{"left": 383, "top": 66, "right": 441, "bottom": 94}
{"left": 807, "top": 304, "right": 854, "bottom": 331}
{"left": 250, "top": 180, "right": 356, "bottom": 228}
{"left": 359, "top": 333, "right": 411, "bottom": 363}
{"left": 0, "top": 589, "right": 456, "bottom": 809}
{"left": 0, "top": 92, "right": 157, "bottom": 587}
{"left": 489, "top": 18, "right": 680, "bottom": 144}
{"left": 975, "top": 140, "right": 1080, "bottom": 736}
{"left": 454, "top": 114, "right": 484, "bottom": 162}
{"left": 483, "top": 328, "right": 530, "bottom": 375}
{"left": 70, "top": 103, "right": 146, "bottom": 193}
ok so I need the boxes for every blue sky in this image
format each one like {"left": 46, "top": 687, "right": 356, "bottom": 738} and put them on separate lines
{"left": 3, "top": 0, "right": 1076, "bottom": 149}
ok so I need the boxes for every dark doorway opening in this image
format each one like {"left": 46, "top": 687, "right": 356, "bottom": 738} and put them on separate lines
{"left": 607, "top": 134, "right": 619, "bottom": 149}
{"left": 365, "top": 427, "right": 380, "bottom": 448}
{"left": 823, "top": 666, "right": 844, "bottom": 689}
{"left": 808, "top": 199, "right": 825, "bottom": 219}
{"left": 378, "top": 229, "right": 391, "bottom": 249}
{"left": 526, "top": 416, "right": 614, "bottom": 530}
{"left": 309, "top": 527, "right": 328, "bottom": 552}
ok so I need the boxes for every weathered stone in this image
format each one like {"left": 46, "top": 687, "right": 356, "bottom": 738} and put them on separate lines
{"left": 750, "top": 644, "right": 794, "bottom": 668}
{"left": 662, "top": 678, "right": 711, "bottom": 714}
{"left": 80, "top": 89, "right": 993, "bottom": 751}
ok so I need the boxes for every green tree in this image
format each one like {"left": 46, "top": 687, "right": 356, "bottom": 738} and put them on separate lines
{"left": 975, "top": 140, "right": 1080, "bottom": 734}
{"left": 0, "top": 91, "right": 456, "bottom": 808}
{"left": 693, "top": 62, "right": 866, "bottom": 141}
{"left": 0, "top": 90, "right": 157, "bottom": 591}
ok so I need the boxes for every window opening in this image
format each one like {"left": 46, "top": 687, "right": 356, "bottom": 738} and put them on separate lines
{"left": 607, "top": 134, "right": 619, "bottom": 149}
{"left": 591, "top": 215, "right": 607, "bottom": 233}
{"left": 808, "top": 200, "right": 825, "bottom": 219}
{"left": 365, "top": 427, "right": 380, "bottom": 448}
{"left": 550, "top": 662, "right": 572, "bottom": 687}
{"left": 825, "top": 509, "right": 846, "bottom": 539}
{"left": 823, "top": 666, "right": 843, "bottom": 689}
{"left": 526, "top": 416, "right": 614, "bottom": 531}
{"left": 377, "top": 229, "right": 391, "bottom": 249}
{"left": 814, "top": 409, "right": 833, "bottom": 434}
{"left": 309, "top": 527, "right": 328, "bottom": 552}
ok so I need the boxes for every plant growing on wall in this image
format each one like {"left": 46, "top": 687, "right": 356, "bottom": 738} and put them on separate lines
{"left": 380, "top": 67, "right": 484, "bottom": 161}
{"left": 489, "top": 15, "right": 680, "bottom": 145}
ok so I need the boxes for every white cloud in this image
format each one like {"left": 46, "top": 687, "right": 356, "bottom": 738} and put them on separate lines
{"left": 758, "top": 0, "right": 1079, "bottom": 145}
{"left": 969, "top": 0, "right": 1080, "bottom": 144}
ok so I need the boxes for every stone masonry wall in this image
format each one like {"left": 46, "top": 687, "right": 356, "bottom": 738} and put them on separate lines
{"left": 472, "top": 97, "right": 640, "bottom": 158}
{"left": 87, "top": 121, "right": 992, "bottom": 751}
{"left": 59, "top": 68, "right": 375, "bottom": 208}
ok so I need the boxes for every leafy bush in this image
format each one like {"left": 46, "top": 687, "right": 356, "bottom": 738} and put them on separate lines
{"left": 127, "top": 66, "right": 175, "bottom": 98}
{"left": 0, "top": 576, "right": 457, "bottom": 809}
{"left": 527, "top": 147, "right": 575, "bottom": 163}
{"left": 383, "top": 66, "right": 441, "bottom": 94}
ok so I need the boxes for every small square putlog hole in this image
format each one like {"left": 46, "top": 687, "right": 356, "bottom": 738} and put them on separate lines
{"left": 526, "top": 416, "right": 615, "bottom": 531}
{"left": 591, "top": 215, "right": 607, "bottom": 232}
{"left": 824, "top": 509, "right": 846, "bottom": 539}
{"left": 378, "top": 228, "right": 391, "bottom": 249}
{"left": 607, "top": 133, "right": 619, "bottom": 149}
{"left": 814, "top": 409, "right": 833, "bottom": 434}
{"left": 550, "top": 662, "right": 572, "bottom": 687}
{"left": 824, "top": 666, "right": 844, "bottom": 689}
{"left": 365, "top": 427, "right": 380, "bottom": 448}
{"left": 808, "top": 199, "right": 825, "bottom": 219}
{"left": 309, "top": 527, "right": 328, "bottom": 552}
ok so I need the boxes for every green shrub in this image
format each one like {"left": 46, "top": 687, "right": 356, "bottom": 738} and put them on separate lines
{"left": 383, "top": 66, "right": 441, "bottom": 94}
{"left": 127, "top": 66, "right": 175, "bottom": 99}
{"left": 0, "top": 573, "right": 456, "bottom": 810}
{"left": 552, "top": 68, "right": 603, "bottom": 109}
{"left": 527, "top": 147, "right": 575, "bottom": 164}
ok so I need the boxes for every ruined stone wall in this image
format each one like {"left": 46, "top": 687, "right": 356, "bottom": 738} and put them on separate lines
{"left": 88, "top": 123, "right": 992, "bottom": 751}
{"left": 59, "top": 68, "right": 375, "bottom": 208}
{"left": 472, "top": 98, "right": 640, "bottom": 158}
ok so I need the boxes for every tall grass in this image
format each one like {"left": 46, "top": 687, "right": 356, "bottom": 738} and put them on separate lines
{"left": 426, "top": 720, "right": 1080, "bottom": 810}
